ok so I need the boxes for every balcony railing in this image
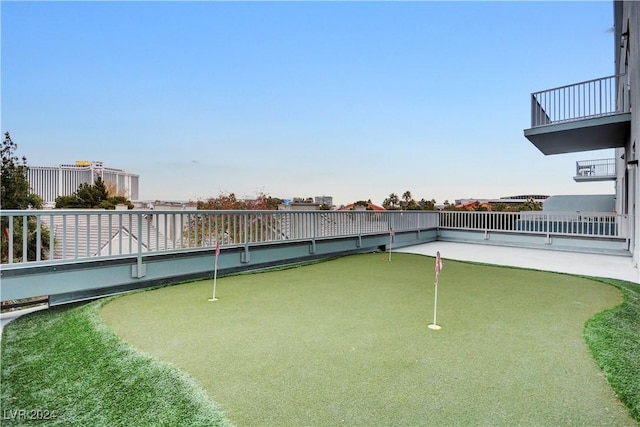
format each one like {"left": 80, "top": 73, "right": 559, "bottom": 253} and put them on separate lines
{"left": 575, "top": 158, "right": 616, "bottom": 179}
{"left": 530, "top": 75, "right": 627, "bottom": 128}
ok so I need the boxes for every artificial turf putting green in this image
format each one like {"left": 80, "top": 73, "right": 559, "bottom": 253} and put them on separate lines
{"left": 100, "top": 252, "right": 636, "bottom": 426}
{"left": 0, "top": 301, "right": 230, "bottom": 427}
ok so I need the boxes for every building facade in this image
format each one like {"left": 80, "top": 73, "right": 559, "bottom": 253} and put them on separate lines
{"left": 28, "top": 161, "right": 139, "bottom": 206}
{"left": 524, "top": 0, "right": 638, "bottom": 267}
{"left": 615, "top": 1, "right": 640, "bottom": 267}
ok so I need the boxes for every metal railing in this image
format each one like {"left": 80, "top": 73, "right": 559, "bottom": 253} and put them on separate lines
{"left": 575, "top": 158, "right": 616, "bottom": 179}
{"left": 439, "top": 210, "right": 627, "bottom": 238}
{"left": 1, "top": 209, "right": 629, "bottom": 267}
{"left": 439, "top": 211, "right": 521, "bottom": 232}
{"left": 0, "top": 209, "right": 439, "bottom": 265}
{"left": 530, "top": 75, "right": 627, "bottom": 127}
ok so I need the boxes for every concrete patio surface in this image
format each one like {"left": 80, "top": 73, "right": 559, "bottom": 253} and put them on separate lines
{"left": 397, "top": 241, "right": 639, "bottom": 284}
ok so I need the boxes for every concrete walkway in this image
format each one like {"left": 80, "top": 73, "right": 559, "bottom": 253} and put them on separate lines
{"left": 397, "top": 242, "right": 640, "bottom": 284}
{"left": 0, "top": 305, "right": 48, "bottom": 340}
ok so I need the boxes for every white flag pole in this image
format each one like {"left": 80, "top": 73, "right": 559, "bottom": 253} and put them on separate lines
{"left": 431, "top": 280, "right": 439, "bottom": 326}
{"left": 428, "top": 251, "right": 442, "bottom": 330}
{"left": 388, "top": 228, "right": 393, "bottom": 262}
{"left": 209, "top": 241, "right": 220, "bottom": 302}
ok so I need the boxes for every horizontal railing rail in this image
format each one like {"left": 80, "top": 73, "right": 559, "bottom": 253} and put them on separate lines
{"left": 439, "top": 211, "right": 628, "bottom": 238}
{"left": 575, "top": 158, "right": 616, "bottom": 178}
{"left": 530, "top": 75, "right": 627, "bottom": 127}
{"left": 1, "top": 209, "right": 629, "bottom": 268}
{"left": 0, "top": 209, "right": 439, "bottom": 266}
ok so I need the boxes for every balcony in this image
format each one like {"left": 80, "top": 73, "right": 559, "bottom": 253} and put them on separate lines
{"left": 524, "top": 75, "right": 630, "bottom": 155}
{"left": 573, "top": 158, "right": 616, "bottom": 182}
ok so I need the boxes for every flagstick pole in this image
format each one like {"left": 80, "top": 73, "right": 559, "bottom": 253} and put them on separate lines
{"left": 209, "top": 241, "right": 220, "bottom": 302}
{"left": 429, "top": 252, "right": 442, "bottom": 330}
{"left": 432, "top": 279, "right": 438, "bottom": 325}
{"left": 388, "top": 232, "right": 392, "bottom": 261}
{"left": 428, "top": 279, "right": 441, "bottom": 330}
{"left": 212, "top": 257, "right": 218, "bottom": 300}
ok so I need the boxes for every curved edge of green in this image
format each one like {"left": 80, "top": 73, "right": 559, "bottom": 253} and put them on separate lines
{"left": 439, "top": 258, "right": 640, "bottom": 422}
{"left": 90, "top": 297, "right": 234, "bottom": 427}
{"left": 1, "top": 298, "right": 233, "bottom": 427}
{"left": 582, "top": 276, "right": 640, "bottom": 422}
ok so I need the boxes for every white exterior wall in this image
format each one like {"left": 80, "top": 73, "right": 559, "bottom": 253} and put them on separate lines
{"left": 616, "top": 1, "right": 640, "bottom": 266}
{"left": 27, "top": 162, "right": 140, "bottom": 205}
{"left": 27, "top": 167, "right": 60, "bottom": 205}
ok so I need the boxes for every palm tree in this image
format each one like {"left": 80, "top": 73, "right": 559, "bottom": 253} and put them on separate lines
{"left": 401, "top": 191, "right": 412, "bottom": 210}
{"left": 383, "top": 193, "right": 400, "bottom": 210}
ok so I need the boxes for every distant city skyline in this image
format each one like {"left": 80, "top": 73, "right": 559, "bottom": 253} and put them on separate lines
{"left": 18, "top": 156, "right": 564, "bottom": 207}
{"left": 2, "top": 1, "right": 617, "bottom": 206}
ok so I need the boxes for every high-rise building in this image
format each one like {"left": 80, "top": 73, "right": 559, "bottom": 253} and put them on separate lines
{"left": 27, "top": 161, "right": 139, "bottom": 206}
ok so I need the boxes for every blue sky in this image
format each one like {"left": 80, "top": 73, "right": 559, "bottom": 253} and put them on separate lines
{"left": 1, "top": 1, "right": 617, "bottom": 206}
